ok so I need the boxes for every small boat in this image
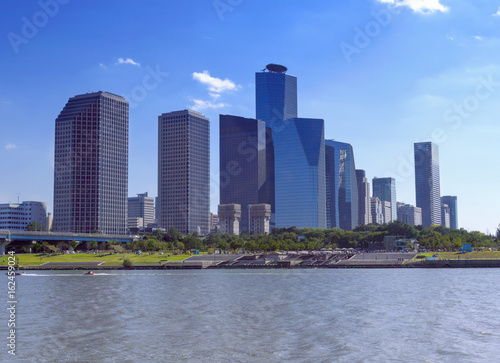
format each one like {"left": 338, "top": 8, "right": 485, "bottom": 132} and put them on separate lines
{"left": 84, "top": 271, "right": 95, "bottom": 275}
{"left": 5, "top": 272, "right": 24, "bottom": 276}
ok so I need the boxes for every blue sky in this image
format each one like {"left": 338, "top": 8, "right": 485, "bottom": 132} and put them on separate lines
{"left": 1, "top": 0, "right": 499, "bottom": 233}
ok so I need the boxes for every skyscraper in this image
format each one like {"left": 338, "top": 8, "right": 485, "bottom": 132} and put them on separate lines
{"left": 128, "top": 192, "right": 155, "bottom": 230}
{"left": 414, "top": 142, "right": 441, "bottom": 227}
{"left": 158, "top": 110, "right": 210, "bottom": 235}
{"left": 219, "top": 115, "right": 266, "bottom": 232}
{"left": 356, "top": 170, "right": 372, "bottom": 226}
{"left": 372, "top": 177, "right": 397, "bottom": 222}
{"left": 274, "top": 118, "right": 326, "bottom": 228}
{"left": 53, "top": 91, "right": 128, "bottom": 234}
{"left": 441, "top": 196, "right": 458, "bottom": 229}
{"left": 325, "top": 140, "right": 359, "bottom": 230}
{"left": 256, "top": 64, "right": 298, "bottom": 226}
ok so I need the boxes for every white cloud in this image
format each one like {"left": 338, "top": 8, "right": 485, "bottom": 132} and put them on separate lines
{"left": 191, "top": 99, "right": 228, "bottom": 111}
{"left": 377, "top": 0, "right": 448, "bottom": 14}
{"left": 99, "top": 62, "right": 107, "bottom": 69}
{"left": 192, "top": 71, "right": 240, "bottom": 93}
{"left": 5, "top": 143, "right": 16, "bottom": 150}
{"left": 472, "top": 35, "right": 482, "bottom": 41}
{"left": 116, "top": 58, "right": 141, "bottom": 67}
{"left": 209, "top": 93, "right": 221, "bottom": 100}
{"left": 493, "top": 7, "right": 500, "bottom": 16}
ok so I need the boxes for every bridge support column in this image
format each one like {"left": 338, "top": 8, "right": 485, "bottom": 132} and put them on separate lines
{"left": 0, "top": 239, "right": 12, "bottom": 255}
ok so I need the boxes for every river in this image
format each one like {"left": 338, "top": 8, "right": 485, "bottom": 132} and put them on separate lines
{"left": 6, "top": 269, "right": 500, "bottom": 362}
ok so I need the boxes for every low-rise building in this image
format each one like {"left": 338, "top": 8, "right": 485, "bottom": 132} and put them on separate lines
{"left": 0, "top": 201, "right": 47, "bottom": 231}
{"left": 218, "top": 204, "right": 241, "bottom": 235}
{"left": 248, "top": 204, "right": 271, "bottom": 235}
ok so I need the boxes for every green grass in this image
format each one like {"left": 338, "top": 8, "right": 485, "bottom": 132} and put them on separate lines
{"left": 0, "top": 252, "right": 191, "bottom": 267}
{"left": 407, "top": 250, "right": 500, "bottom": 263}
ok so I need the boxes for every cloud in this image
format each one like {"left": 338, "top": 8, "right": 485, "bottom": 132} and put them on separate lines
{"left": 493, "top": 7, "right": 500, "bottom": 16}
{"left": 116, "top": 58, "right": 141, "bottom": 67}
{"left": 191, "top": 99, "right": 228, "bottom": 111}
{"left": 99, "top": 63, "right": 107, "bottom": 69}
{"left": 192, "top": 71, "right": 240, "bottom": 93}
{"left": 5, "top": 143, "right": 16, "bottom": 150}
{"left": 377, "top": 0, "right": 448, "bottom": 14}
{"left": 472, "top": 36, "right": 482, "bottom": 41}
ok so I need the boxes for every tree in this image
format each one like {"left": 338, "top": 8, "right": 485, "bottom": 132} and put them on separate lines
{"left": 69, "top": 241, "right": 78, "bottom": 251}
{"left": 26, "top": 222, "right": 46, "bottom": 231}
{"left": 122, "top": 258, "right": 133, "bottom": 268}
{"left": 496, "top": 224, "right": 500, "bottom": 240}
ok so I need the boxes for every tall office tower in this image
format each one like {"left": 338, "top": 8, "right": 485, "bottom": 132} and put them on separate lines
{"left": 441, "top": 202, "right": 451, "bottom": 228}
{"left": 219, "top": 115, "right": 266, "bottom": 232}
{"left": 128, "top": 192, "right": 155, "bottom": 230}
{"left": 372, "top": 177, "right": 397, "bottom": 222}
{"left": 356, "top": 170, "right": 372, "bottom": 225}
{"left": 397, "top": 202, "right": 422, "bottom": 226}
{"left": 256, "top": 64, "right": 298, "bottom": 226}
{"left": 274, "top": 118, "right": 326, "bottom": 228}
{"left": 0, "top": 201, "right": 47, "bottom": 231}
{"left": 371, "top": 197, "right": 384, "bottom": 225}
{"left": 53, "top": 91, "right": 128, "bottom": 234}
{"left": 158, "top": 110, "right": 210, "bottom": 235}
{"left": 441, "top": 196, "right": 458, "bottom": 229}
{"left": 414, "top": 142, "right": 441, "bottom": 227}
{"left": 325, "top": 140, "right": 359, "bottom": 230}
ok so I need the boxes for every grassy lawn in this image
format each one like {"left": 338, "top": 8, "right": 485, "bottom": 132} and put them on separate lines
{"left": 0, "top": 252, "right": 191, "bottom": 267}
{"left": 407, "top": 250, "right": 500, "bottom": 263}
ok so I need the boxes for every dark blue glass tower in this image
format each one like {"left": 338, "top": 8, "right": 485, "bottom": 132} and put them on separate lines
{"left": 219, "top": 115, "right": 266, "bottom": 232}
{"left": 256, "top": 66, "right": 298, "bottom": 226}
{"left": 414, "top": 142, "right": 441, "bottom": 228}
{"left": 441, "top": 196, "right": 458, "bottom": 229}
{"left": 325, "top": 140, "right": 359, "bottom": 230}
{"left": 372, "top": 177, "right": 397, "bottom": 222}
{"left": 274, "top": 118, "right": 326, "bottom": 228}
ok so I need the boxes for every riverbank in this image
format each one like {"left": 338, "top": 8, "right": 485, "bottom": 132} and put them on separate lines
{"left": 3, "top": 251, "right": 500, "bottom": 270}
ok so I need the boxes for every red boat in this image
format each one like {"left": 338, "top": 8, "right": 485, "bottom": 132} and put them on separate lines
{"left": 84, "top": 271, "right": 95, "bottom": 275}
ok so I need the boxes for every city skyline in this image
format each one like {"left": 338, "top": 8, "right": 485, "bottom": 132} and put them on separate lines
{"left": 1, "top": 1, "right": 499, "bottom": 233}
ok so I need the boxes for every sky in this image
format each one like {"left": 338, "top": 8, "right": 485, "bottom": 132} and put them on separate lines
{"left": 0, "top": 0, "right": 499, "bottom": 234}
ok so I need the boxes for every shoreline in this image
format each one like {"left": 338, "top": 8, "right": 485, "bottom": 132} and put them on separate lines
{"left": 5, "top": 259, "right": 500, "bottom": 270}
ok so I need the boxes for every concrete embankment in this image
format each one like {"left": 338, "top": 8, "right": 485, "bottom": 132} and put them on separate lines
{"left": 407, "top": 259, "right": 500, "bottom": 268}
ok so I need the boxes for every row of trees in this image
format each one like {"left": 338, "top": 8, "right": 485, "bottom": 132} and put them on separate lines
{"left": 29, "top": 221, "right": 497, "bottom": 254}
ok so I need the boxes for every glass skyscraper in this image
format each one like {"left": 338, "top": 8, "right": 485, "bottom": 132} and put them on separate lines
{"left": 441, "top": 196, "right": 458, "bottom": 229}
{"left": 256, "top": 66, "right": 298, "bottom": 226}
{"left": 219, "top": 115, "right": 266, "bottom": 232}
{"left": 414, "top": 142, "right": 441, "bottom": 228}
{"left": 356, "top": 170, "right": 372, "bottom": 226}
{"left": 274, "top": 118, "right": 326, "bottom": 228}
{"left": 372, "top": 177, "right": 397, "bottom": 223}
{"left": 325, "top": 140, "right": 359, "bottom": 231}
{"left": 158, "top": 110, "right": 210, "bottom": 235}
{"left": 53, "top": 91, "right": 129, "bottom": 234}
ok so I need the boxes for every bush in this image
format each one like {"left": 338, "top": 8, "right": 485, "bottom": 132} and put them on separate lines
{"left": 122, "top": 258, "right": 133, "bottom": 268}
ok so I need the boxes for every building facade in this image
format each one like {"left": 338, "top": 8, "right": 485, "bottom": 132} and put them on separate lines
{"left": 128, "top": 192, "right": 155, "bottom": 230}
{"left": 441, "top": 196, "right": 458, "bottom": 229}
{"left": 356, "top": 170, "right": 372, "bottom": 226}
{"left": 218, "top": 204, "right": 241, "bottom": 235}
{"left": 158, "top": 110, "right": 210, "bottom": 235}
{"left": 414, "top": 142, "right": 441, "bottom": 227}
{"left": 397, "top": 202, "right": 422, "bottom": 226}
{"left": 274, "top": 118, "right": 326, "bottom": 228}
{"left": 325, "top": 140, "right": 359, "bottom": 230}
{"left": 371, "top": 197, "right": 384, "bottom": 225}
{"left": 256, "top": 65, "right": 298, "bottom": 227}
{"left": 219, "top": 115, "right": 266, "bottom": 232}
{"left": 0, "top": 201, "right": 47, "bottom": 231}
{"left": 53, "top": 91, "right": 128, "bottom": 234}
{"left": 441, "top": 202, "right": 451, "bottom": 228}
{"left": 372, "top": 177, "right": 397, "bottom": 223}
{"left": 248, "top": 204, "right": 271, "bottom": 235}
